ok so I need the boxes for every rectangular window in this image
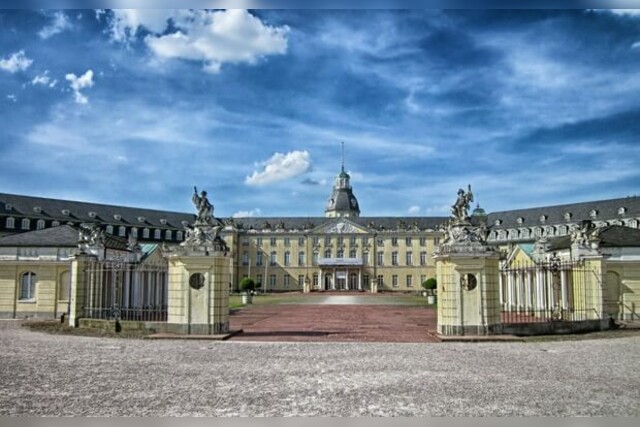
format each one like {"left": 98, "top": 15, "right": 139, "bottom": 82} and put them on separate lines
{"left": 363, "top": 275, "right": 369, "bottom": 287}
{"left": 350, "top": 236, "right": 356, "bottom": 245}
{"left": 256, "top": 274, "right": 263, "bottom": 288}
{"left": 349, "top": 249, "right": 356, "bottom": 258}
{"left": 241, "top": 237, "right": 249, "bottom": 246}
{"left": 298, "top": 275, "right": 305, "bottom": 287}
{"left": 242, "top": 251, "right": 249, "bottom": 266}
{"left": 325, "top": 236, "right": 331, "bottom": 246}
{"left": 363, "top": 251, "right": 369, "bottom": 265}
{"left": 313, "top": 236, "right": 320, "bottom": 245}
{"left": 313, "top": 252, "right": 319, "bottom": 265}
{"left": 406, "top": 275, "right": 413, "bottom": 287}
{"left": 284, "top": 274, "right": 290, "bottom": 287}
{"left": 406, "top": 252, "right": 413, "bottom": 266}
{"left": 362, "top": 237, "right": 369, "bottom": 246}
{"left": 20, "top": 272, "right": 36, "bottom": 300}
{"left": 391, "top": 237, "right": 398, "bottom": 246}
{"left": 420, "top": 237, "right": 427, "bottom": 246}
{"left": 377, "top": 251, "right": 384, "bottom": 266}
{"left": 377, "top": 275, "right": 384, "bottom": 287}
{"left": 405, "top": 237, "right": 412, "bottom": 246}
{"left": 420, "top": 251, "right": 427, "bottom": 266}
{"left": 337, "top": 236, "right": 344, "bottom": 246}
{"left": 392, "top": 251, "right": 398, "bottom": 266}
{"left": 270, "top": 237, "right": 277, "bottom": 246}
{"left": 298, "top": 251, "right": 305, "bottom": 266}
{"left": 313, "top": 273, "right": 319, "bottom": 287}
{"left": 434, "top": 237, "right": 440, "bottom": 245}
{"left": 256, "top": 252, "right": 263, "bottom": 266}
{"left": 324, "top": 249, "right": 332, "bottom": 258}
{"left": 377, "top": 237, "right": 384, "bottom": 246}
{"left": 284, "top": 251, "right": 291, "bottom": 266}
{"left": 284, "top": 237, "right": 290, "bottom": 246}
{"left": 270, "top": 251, "right": 277, "bottom": 266}
{"left": 337, "top": 249, "right": 344, "bottom": 258}
{"left": 298, "top": 237, "right": 305, "bottom": 246}
{"left": 420, "top": 275, "right": 426, "bottom": 286}
{"left": 392, "top": 275, "right": 398, "bottom": 288}
{"left": 256, "top": 237, "right": 262, "bottom": 247}
{"left": 269, "top": 274, "right": 276, "bottom": 288}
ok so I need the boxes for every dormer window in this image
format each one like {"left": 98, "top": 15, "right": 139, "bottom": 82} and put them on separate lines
{"left": 590, "top": 209, "right": 598, "bottom": 219}
{"left": 113, "top": 214, "right": 121, "bottom": 221}
{"left": 137, "top": 216, "right": 146, "bottom": 223}
{"left": 5, "top": 203, "right": 12, "bottom": 211}
{"left": 494, "top": 219, "right": 502, "bottom": 226}
{"left": 564, "top": 212, "right": 571, "bottom": 221}
{"left": 181, "top": 220, "right": 190, "bottom": 227}
{"left": 88, "top": 212, "right": 97, "bottom": 218}
{"left": 61, "top": 209, "right": 70, "bottom": 216}
{"left": 160, "top": 218, "right": 167, "bottom": 225}
{"left": 33, "top": 206, "right": 42, "bottom": 214}
{"left": 539, "top": 215, "right": 547, "bottom": 224}
{"left": 618, "top": 207, "right": 627, "bottom": 215}
{"left": 516, "top": 217, "right": 524, "bottom": 225}
{"left": 6, "top": 217, "right": 15, "bottom": 229}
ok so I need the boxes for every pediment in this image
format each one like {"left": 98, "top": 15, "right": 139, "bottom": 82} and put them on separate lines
{"left": 311, "top": 218, "right": 369, "bottom": 234}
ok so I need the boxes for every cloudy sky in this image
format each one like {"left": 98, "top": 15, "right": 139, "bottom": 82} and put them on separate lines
{"left": 1, "top": 9, "right": 640, "bottom": 218}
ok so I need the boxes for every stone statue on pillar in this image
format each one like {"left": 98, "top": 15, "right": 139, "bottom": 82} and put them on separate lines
{"left": 175, "top": 186, "right": 229, "bottom": 253}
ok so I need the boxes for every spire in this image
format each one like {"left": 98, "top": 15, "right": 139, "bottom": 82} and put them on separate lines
{"left": 341, "top": 141, "right": 345, "bottom": 173}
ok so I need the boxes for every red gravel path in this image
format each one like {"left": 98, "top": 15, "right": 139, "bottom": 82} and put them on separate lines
{"left": 229, "top": 299, "right": 438, "bottom": 343}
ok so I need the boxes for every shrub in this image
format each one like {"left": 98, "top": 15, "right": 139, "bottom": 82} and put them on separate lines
{"left": 422, "top": 278, "right": 437, "bottom": 293}
{"left": 239, "top": 277, "right": 255, "bottom": 293}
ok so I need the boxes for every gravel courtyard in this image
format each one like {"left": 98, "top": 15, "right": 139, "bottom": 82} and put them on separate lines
{"left": 1, "top": 321, "right": 639, "bottom": 416}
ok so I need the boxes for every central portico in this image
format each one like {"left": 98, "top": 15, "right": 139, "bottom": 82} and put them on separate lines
{"left": 317, "top": 257, "right": 364, "bottom": 290}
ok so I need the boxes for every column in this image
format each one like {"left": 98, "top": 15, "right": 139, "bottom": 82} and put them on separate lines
{"left": 358, "top": 269, "right": 362, "bottom": 291}
{"left": 332, "top": 268, "right": 336, "bottom": 290}
{"left": 560, "top": 269, "right": 568, "bottom": 310}
{"left": 68, "top": 254, "right": 95, "bottom": 327}
{"left": 498, "top": 273, "right": 504, "bottom": 307}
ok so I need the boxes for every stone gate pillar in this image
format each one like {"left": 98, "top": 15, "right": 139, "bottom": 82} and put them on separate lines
{"left": 68, "top": 253, "right": 95, "bottom": 327}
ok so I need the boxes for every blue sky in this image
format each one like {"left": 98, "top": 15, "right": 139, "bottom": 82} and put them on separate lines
{"left": 1, "top": 9, "right": 640, "bottom": 218}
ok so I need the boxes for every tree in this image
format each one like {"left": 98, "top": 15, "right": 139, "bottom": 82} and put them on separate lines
{"left": 239, "top": 277, "right": 255, "bottom": 294}
{"left": 421, "top": 278, "right": 437, "bottom": 295}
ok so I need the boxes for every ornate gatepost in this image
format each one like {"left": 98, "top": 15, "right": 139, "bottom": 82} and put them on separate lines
{"left": 163, "top": 187, "right": 233, "bottom": 335}
{"left": 434, "top": 186, "right": 502, "bottom": 336}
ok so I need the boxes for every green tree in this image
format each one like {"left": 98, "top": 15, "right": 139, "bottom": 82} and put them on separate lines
{"left": 422, "top": 277, "right": 437, "bottom": 295}
{"left": 239, "top": 277, "right": 255, "bottom": 294}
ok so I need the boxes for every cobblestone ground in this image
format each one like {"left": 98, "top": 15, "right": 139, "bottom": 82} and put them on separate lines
{"left": 1, "top": 320, "right": 639, "bottom": 416}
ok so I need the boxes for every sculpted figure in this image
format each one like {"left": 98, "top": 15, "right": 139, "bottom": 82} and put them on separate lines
{"left": 192, "top": 186, "right": 214, "bottom": 225}
{"left": 451, "top": 184, "right": 474, "bottom": 222}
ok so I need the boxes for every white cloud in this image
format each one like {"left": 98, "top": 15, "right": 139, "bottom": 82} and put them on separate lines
{"left": 408, "top": 205, "right": 421, "bottom": 214}
{"left": 0, "top": 50, "right": 33, "bottom": 73}
{"left": 65, "top": 70, "right": 94, "bottom": 104}
{"left": 6, "top": 94, "right": 17, "bottom": 103}
{"left": 232, "top": 208, "right": 262, "bottom": 218}
{"left": 39, "top": 11, "right": 72, "bottom": 39}
{"left": 608, "top": 9, "right": 640, "bottom": 17}
{"left": 143, "top": 10, "right": 289, "bottom": 73}
{"left": 31, "top": 70, "right": 57, "bottom": 88}
{"left": 246, "top": 150, "right": 311, "bottom": 185}
{"left": 632, "top": 41, "right": 640, "bottom": 49}
{"left": 108, "top": 9, "right": 176, "bottom": 42}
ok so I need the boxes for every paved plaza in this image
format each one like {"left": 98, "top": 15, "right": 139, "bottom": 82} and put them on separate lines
{"left": 1, "top": 318, "right": 639, "bottom": 416}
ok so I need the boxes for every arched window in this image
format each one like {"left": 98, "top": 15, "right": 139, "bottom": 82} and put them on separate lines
{"left": 176, "top": 231, "right": 183, "bottom": 241}
{"left": 118, "top": 226, "right": 126, "bottom": 237}
{"left": 58, "top": 271, "right": 70, "bottom": 301}
{"left": 154, "top": 229, "right": 161, "bottom": 239}
{"left": 166, "top": 230, "right": 173, "bottom": 240}
{"left": 106, "top": 225, "right": 114, "bottom": 234}
{"left": 21, "top": 218, "right": 30, "bottom": 230}
{"left": 143, "top": 228, "right": 150, "bottom": 238}
{"left": 36, "top": 219, "right": 45, "bottom": 230}
{"left": 20, "top": 272, "right": 36, "bottom": 300}
{"left": 51, "top": 220, "right": 60, "bottom": 227}
{"left": 130, "top": 227, "right": 138, "bottom": 237}
{"left": 6, "top": 217, "right": 15, "bottom": 229}
{"left": 324, "top": 249, "right": 331, "bottom": 258}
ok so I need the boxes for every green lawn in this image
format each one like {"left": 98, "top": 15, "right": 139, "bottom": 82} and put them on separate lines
{"left": 229, "top": 293, "right": 436, "bottom": 308}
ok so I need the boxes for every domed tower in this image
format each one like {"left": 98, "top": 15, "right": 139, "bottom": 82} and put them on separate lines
{"left": 324, "top": 143, "right": 360, "bottom": 218}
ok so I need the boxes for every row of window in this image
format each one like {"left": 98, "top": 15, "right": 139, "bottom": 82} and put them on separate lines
{"left": 242, "top": 250, "right": 430, "bottom": 267}
{"left": 244, "top": 272, "right": 426, "bottom": 288}
{"left": 18, "top": 271, "right": 70, "bottom": 301}
{"left": 249, "top": 236, "right": 435, "bottom": 247}
{"left": 490, "top": 219, "right": 640, "bottom": 241}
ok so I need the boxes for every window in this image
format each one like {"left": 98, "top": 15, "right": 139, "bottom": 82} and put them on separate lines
{"left": 377, "top": 237, "right": 384, "bottom": 246}
{"left": 269, "top": 274, "right": 276, "bottom": 289}
{"left": 337, "top": 236, "right": 344, "bottom": 246}
{"left": 298, "top": 275, "right": 305, "bottom": 287}
{"left": 349, "top": 249, "right": 357, "bottom": 258}
{"left": 284, "top": 274, "right": 290, "bottom": 288}
{"left": 177, "top": 231, "right": 184, "bottom": 241}
{"left": 406, "top": 251, "right": 413, "bottom": 266}
{"left": 58, "top": 271, "right": 70, "bottom": 301}
{"left": 154, "top": 229, "right": 161, "bottom": 239}
{"left": 391, "top": 237, "right": 398, "bottom": 246}
{"left": 36, "top": 219, "right": 45, "bottom": 230}
{"left": 363, "top": 251, "right": 369, "bottom": 265}
{"left": 21, "top": 218, "right": 30, "bottom": 230}
{"left": 106, "top": 225, "right": 114, "bottom": 234}
{"left": 6, "top": 217, "right": 15, "bottom": 229}
{"left": 256, "top": 237, "right": 263, "bottom": 247}
{"left": 362, "top": 237, "right": 369, "bottom": 245}
{"left": 337, "top": 249, "right": 344, "bottom": 258}
{"left": 324, "top": 249, "right": 331, "bottom": 258}
{"left": 377, "top": 251, "right": 384, "bottom": 265}
{"left": 324, "top": 236, "right": 331, "bottom": 246}
{"left": 392, "top": 251, "right": 398, "bottom": 266}
{"left": 284, "top": 251, "right": 291, "bottom": 266}
{"left": 406, "top": 275, "right": 413, "bottom": 287}
{"left": 118, "top": 226, "right": 126, "bottom": 237}
{"left": 313, "top": 236, "right": 320, "bottom": 245}
{"left": 143, "top": 228, "right": 150, "bottom": 238}
{"left": 270, "top": 237, "right": 277, "bottom": 246}
{"left": 433, "top": 237, "right": 440, "bottom": 246}
{"left": 131, "top": 227, "right": 138, "bottom": 238}
{"left": 20, "top": 272, "right": 36, "bottom": 300}
{"left": 419, "top": 237, "right": 426, "bottom": 246}
{"left": 363, "top": 275, "right": 369, "bottom": 287}
{"left": 256, "top": 274, "right": 263, "bottom": 288}
{"left": 166, "top": 230, "right": 172, "bottom": 240}
{"left": 405, "top": 237, "right": 412, "bottom": 246}
{"left": 392, "top": 275, "right": 398, "bottom": 288}
{"left": 298, "top": 237, "right": 305, "bottom": 246}
{"left": 420, "top": 251, "right": 427, "bottom": 266}
{"left": 284, "top": 237, "right": 290, "bottom": 246}
{"left": 350, "top": 236, "right": 356, "bottom": 245}
{"left": 377, "top": 275, "right": 384, "bottom": 287}
{"left": 270, "top": 251, "right": 277, "bottom": 266}
{"left": 420, "top": 275, "right": 426, "bottom": 285}
{"left": 313, "top": 252, "right": 319, "bottom": 265}
{"left": 242, "top": 251, "right": 249, "bottom": 266}
{"left": 298, "top": 251, "right": 305, "bottom": 266}
{"left": 313, "top": 273, "right": 319, "bottom": 287}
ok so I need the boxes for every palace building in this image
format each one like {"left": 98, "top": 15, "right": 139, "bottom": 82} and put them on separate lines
{"left": 1, "top": 163, "right": 640, "bottom": 320}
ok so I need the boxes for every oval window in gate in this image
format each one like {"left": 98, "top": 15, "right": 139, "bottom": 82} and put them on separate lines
{"left": 461, "top": 273, "right": 477, "bottom": 291}
{"left": 189, "top": 273, "right": 205, "bottom": 290}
